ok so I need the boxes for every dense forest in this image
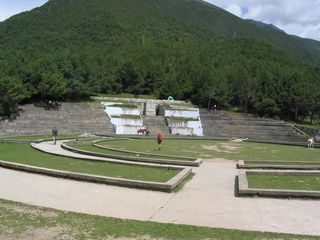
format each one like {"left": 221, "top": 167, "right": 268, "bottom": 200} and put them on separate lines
{"left": 0, "top": 0, "right": 320, "bottom": 122}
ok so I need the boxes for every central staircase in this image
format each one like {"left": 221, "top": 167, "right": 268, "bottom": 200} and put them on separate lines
{"left": 142, "top": 116, "right": 170, "bottom": 135}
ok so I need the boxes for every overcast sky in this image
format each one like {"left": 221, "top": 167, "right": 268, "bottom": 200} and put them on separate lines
{"left": 0, "top": 0, "right": 319, "bottom": 41}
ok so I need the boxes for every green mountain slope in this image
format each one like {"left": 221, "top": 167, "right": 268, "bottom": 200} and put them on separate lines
{"left": 0, "top": 0, "right": 319, "bottom": 121}
{"left": 1, "top": 0, "right": 320, "bottom": 65}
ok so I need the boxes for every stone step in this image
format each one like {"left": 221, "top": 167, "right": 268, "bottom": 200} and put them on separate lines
{"left": 142, "top": 116, "right": 170, "bottom": 135}
{"left": 200, "top": 109, "right": 306, "bottom": 142}
{"left": 0, "top": 103, "right": 114, "bottom": 136}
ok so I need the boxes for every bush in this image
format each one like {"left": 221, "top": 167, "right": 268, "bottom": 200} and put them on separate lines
{"left": 254, "top": 98, "right": 279, "bottom": 118}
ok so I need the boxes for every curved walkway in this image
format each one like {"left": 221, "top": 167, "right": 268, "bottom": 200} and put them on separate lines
{"left": 0, "top": 141, "right": 319, "bottom": 236}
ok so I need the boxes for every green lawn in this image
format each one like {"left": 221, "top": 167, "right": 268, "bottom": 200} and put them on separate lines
{"left": 0, "top": 199, "right": 317, "bottom": 240}
{"left": 67, "top": 140, "right": 195, "bottom": 161}
{"left": 0, "top": 134, "right": 79, "bottom": 141}
{"left": 247, "top": 173, "right": 320, "bottom": 191}
{"left": 244, "top": 161, "right": 320, "bottom": 166}
{"left": 0, "top": 143, "right": 179, "bottom": 183}
{"left": 98, "top": 139, "right": 320, "bottom": 161}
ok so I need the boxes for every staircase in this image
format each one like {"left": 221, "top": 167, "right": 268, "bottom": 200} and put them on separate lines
{"left": 0, "top": 103, "right": 114, "bottom": 136}
{"left": 142, "top": 116, "right": 170, "bottom": 135}
{"left": 200, "top": 109, "right": 307, "bottom": 143}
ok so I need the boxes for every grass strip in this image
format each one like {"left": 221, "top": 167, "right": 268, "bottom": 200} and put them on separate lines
{"left": 0, "top": 134, "right": 80, "bottom": 141}
{"left": 245, "top": 161, "right": 320, "bottom": 166}
{"left": 166, "top": 117, "right": 199, "bottom": 122}
{"left": 0, "top": 198, "right": 317, "bottom": 240}
{"left": 95, "top": 140, "right": 196, "bottom": 161}
{"left": 107, "top": 104, "right": 138, "bottom": 109}
{"left": 247, "top": 173, "right": 320, "bottom": 191}
{"left": 0, "top": 143, "right": 179, "bottom": 183}
{"left": 111, "top": 114, "right": 141, "bottom": 119}
{"left": 67, "top": 141, "right": 195, "bottom": 162}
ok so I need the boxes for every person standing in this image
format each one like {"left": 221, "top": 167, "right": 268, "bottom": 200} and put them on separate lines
{"left": 52, "top": 127, "right": 58, "bottom": 145}
{"left": 157, "top": 131, "right": 164, "bottom": 151}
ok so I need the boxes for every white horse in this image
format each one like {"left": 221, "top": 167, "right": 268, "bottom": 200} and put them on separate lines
{"left": 307, "top": 137, "right": 315, "bottom": 148}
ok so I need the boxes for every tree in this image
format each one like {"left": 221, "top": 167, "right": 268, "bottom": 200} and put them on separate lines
{"left": 0, "top": 76, "right": 28, "bottom": 117}
{"left": 254, "top": 98, "right": 279, "bottom": 117}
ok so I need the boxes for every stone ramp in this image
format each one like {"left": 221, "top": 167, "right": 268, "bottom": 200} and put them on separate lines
{"left": 0, "top": 103, "right": 113, "bottom": 136}
{"left": 200, "top": 109, "right": 307, "bottom": 142}
{"left": 142, "top": 116, "right": 170, "bottom": 135}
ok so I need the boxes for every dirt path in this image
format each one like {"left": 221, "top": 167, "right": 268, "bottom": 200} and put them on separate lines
{"left": 0, "top": 142, "right": 319, "bottom": 236}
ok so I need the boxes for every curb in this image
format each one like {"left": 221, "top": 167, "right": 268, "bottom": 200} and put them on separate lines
{"left": 63, "top": 142, "right": 202, "bottom": 167}
{"left": 238, "top": 170, "right": 320, "bottom": 199}
{"left": 93, "top": 139, "right": 197, "bottom": 161}
{"left": 0, "top": 160, "right": 192, "bottom": 192}
{"left": 237, "top": 160, "right": 320, "bottom": 170}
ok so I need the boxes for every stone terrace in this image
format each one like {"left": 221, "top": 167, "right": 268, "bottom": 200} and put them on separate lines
{"left": 200, "top": 109, "right": 307, "bottom": 142}
{"left": 0, "top": 103, "right": 113, "bottom": 136}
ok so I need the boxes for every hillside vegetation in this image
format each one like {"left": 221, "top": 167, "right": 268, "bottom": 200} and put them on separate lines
{"left": 0, "top": 0, "right": 320, "bottom": 121}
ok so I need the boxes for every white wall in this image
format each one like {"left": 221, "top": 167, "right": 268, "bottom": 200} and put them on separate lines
{"left": 165, "top": 109, "right": 199, "bottom": 118}
{"left": 101, "top": 102, "right": 143, "bottom": 135}
{"left": 167, "top": 117, "right": 203, "bottom": 136}
{"left": 114, "top": 125, "right": 144, "bottom": 135}
{"left": 105, "top": 106, "right": 140, "bottom": 116}
{"left": 111, "top": 118, "right": 143, "bottom": 126}
{"left": 192, "top": 127, "right": 203, "bottom": 136}
{"left": 170, "top": 127, "right": 193, "bottom": 136}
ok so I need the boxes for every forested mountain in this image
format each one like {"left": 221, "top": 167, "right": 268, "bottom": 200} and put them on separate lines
{"left": 0, "top": 0, "right": 320, "bottom": 121}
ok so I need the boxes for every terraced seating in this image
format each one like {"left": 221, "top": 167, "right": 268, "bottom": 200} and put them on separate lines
{"left": 0, "top": 103, "right": 114, "bottom": 136}
{"left": 200, "top": 109, "right": 307, "bottom": 143}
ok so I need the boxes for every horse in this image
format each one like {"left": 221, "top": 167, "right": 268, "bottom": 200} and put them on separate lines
{"left": 137, "top": 128, "right": 151, "bottom": 136}
{"left": 307, "top": 137, "right": 315, "bottom": 148}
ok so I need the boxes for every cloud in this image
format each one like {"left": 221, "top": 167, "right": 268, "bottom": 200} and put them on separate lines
{"left": 204, "top": 0, "right": 320, "bottom": 41}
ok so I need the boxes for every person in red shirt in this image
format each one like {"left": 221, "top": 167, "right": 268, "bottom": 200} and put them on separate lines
{"left": 157, "top": 131, "right": 164, "bottom": 151}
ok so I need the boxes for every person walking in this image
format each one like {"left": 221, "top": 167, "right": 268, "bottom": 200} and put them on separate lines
{"left": 157, "top": 131, "right": 164, "bottom": 151}
{"left": 52, "top": 127, "right": 58, "bottom": 145}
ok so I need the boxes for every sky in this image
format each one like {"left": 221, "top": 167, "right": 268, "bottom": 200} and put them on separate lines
{"left": 0, "top": 0, "right": 319, "bottom": 41}
{"left": 206, "top": 0, "right": 320, "bottom": 41}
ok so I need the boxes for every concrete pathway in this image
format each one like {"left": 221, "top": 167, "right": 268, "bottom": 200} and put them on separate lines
{"left": 0, "top": 142, "right": 320, "bottom": 236}
{"left": 32, "top": 140, "right": 167, "bottom": 167}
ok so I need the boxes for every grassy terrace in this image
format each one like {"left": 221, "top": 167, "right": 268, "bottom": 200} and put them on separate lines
{"left": 0, "top": 143, "right": 179, "bottom": 183}
{"left": 0, "top": 199, "right": 318, "bottom": 240}
{"left": 111, "top": 114, "right": 141, "bottom": 119}
{"left": 166, "top": 116, "right": 198, "bottom": 122}
{"left": 98, "top": 139, "right": 320, "bottom": 161}
{"left": 247, "top": 173, "right": 320, "bottom": 191}
{"left": 67, "top": 140, "right": 195, "bottom": 161}
{"left": 93, "top": 93, "right": 156, "bottom": 99}
{"left": 107, "top": 103, "right": 138, "bottom": 109}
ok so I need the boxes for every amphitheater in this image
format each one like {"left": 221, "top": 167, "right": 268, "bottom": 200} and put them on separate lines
{"left": 1, "top": 97, "right": 320, "bottom": 237}
{"left": 0, "top": 97, "right": 308, "bottom": 142}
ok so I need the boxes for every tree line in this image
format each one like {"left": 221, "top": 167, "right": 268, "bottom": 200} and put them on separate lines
{"left": 1, "top": 37, "right": 320, "bottom": 123}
